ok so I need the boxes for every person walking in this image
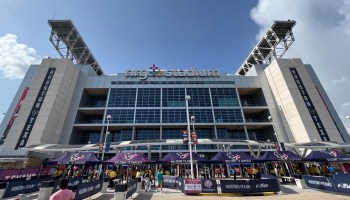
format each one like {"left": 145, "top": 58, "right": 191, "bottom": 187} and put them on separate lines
{"left": 156, "top": 169, "right": 164, "bottom": 192}
{"left": 50, "top": 178, "right": 74, "bottom": 200}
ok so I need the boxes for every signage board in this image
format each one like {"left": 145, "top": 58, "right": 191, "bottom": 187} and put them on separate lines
{"left": 126, "top": 65, "right": 220, "bottom": 80}
{"left": 16, "top": 68, "right": 56, "bottom": 149}
{"left": 290, "top": 68, "right": 330, "bottom": 141}
{"left": 184, "top": 178, "right": 202, "bottom": 194}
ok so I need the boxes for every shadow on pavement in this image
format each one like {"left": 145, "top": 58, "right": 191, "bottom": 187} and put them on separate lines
{"left": 134, "top": 192, "right": 154, "bottom": 200}
{"left": 281, "top": 186, "right": 299, "bottom": 194}
{"left": 93, "top": 193, "right": 114, "bottom": 200}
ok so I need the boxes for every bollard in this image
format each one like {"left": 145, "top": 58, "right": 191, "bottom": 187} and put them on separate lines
{"left": 135, "top": 177, "right": 142, "bottom": 193}
{"left": 114, "top": 184, "right": 127, "bottom": 200}
{"left": 101, "top": 177, "right": 109, "bottom": 193}
{"left": 0, "top": 182, "right": 7, "bottom": 199}
{"left": 38, "top": 180, "right": 56, "bottom": 200}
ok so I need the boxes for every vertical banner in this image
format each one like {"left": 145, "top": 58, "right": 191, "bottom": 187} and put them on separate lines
{"left": 182, "top": 130, "right": 188, "bottom": 144}
{"left": 15, "top": 68, "right": 56, "bottom": 149}
{"left": 0, "top": 87, "right": 30, "bottom": 144}
{"left": 289, "top": 68, "right": 330, "bottom": 141}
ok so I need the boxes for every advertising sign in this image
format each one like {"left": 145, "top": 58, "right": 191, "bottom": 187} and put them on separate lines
{"left": 16, "top": 68, "right": 56, "bottom": 149}
{"left": 184, "top": 178, "right": 202, "bottom": 194}
{"left": 126, "top": 179, "right": 137, "bottom": 199}
{"left": 0, "top": 87, "right": 29, "bottom": 144}
{"left": 290, "top": 68, "right": 330, "bottom": 141}
{"left": 2, "top": 177, "right": 50, "bottom": 198}
{"left": 75, "top": 179, "right": 102, "bottom": 200}
{"left": 201, "top": 179, "right": 218, "bottom": 193}
{"left": 220, "top": 179, "right": 280, "bottom": 193}
{"left": 303, "top": 175, "right": 335, "bottom": 192}
{"left": 163, "top": 175, "right": 178, "bottom": 188}
{"left": 0, "top": 168, "right": 53, "bottom": 181}
{"left": 182, "top": 130, "right": 188, "bottom": 144}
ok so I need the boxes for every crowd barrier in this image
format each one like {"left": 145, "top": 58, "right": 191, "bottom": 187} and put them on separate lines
{"left": 163, "top": 175, "right": 280, "bottom": 194}
{"left": 303, "top": 175, "right": 350, "bottom": 195}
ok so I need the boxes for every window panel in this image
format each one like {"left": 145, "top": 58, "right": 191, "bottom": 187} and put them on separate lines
{"left": 137, "top": 88, "right": 161, "bottom": 107}
{"left": 135, "top": 109, "right": 160, "bottom": 123}
{"left": 162, "top": 109, "right": 187, "bottom": 123}
{"left": 186, "top": 88, "right": 211, "bottom": 107}
{"left": 214, "top": 109, "right": 243, "bottom": 123}
{"left": 189, "top": 109, "right": 214, "bottom": 123}
{"left": 106, "top": 109, "right": 134, "bottom": 123}
{"left": 108, "top": 88, "right": 136, "bottom": 107}
{"left": 162, "top": 88, "right": 186, "bottom": 107}
{"left": 211, "top": 88, "right": 239, "bottom": 107}
{"left": 135, "top": 128, "right": 160, "bottom": 140}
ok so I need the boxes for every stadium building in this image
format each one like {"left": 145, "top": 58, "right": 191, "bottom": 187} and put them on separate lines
{"left": 0, "top": 20, "right": 349, "bottom": 168}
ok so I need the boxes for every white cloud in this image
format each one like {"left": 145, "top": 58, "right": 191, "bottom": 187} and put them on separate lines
{"left": 251, "top": 0, "right": 350, "bottom": 129}
{"left": 331, "top": 77, "right": 349, "bottom": 86}
{"left": 0, "top": 34, "right": 41, "bottom": 79}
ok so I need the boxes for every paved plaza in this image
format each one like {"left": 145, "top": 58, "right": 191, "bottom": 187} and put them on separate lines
{"left": 85, "top": 184, "right": 350, "bottom": 200}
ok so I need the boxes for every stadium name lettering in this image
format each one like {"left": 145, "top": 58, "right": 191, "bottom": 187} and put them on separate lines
{"left": 126, "top": 70, "right": 220, "bottom": 80}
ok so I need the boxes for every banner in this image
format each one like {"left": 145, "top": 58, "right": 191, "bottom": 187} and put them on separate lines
{"left": 74, "top": 179, "right": 103, "bottom": 200}
{"left": 332, "top": 177, "right": 350, "bottom": 194}
{"left": 176, "top": 177, "right": 184, "bottom": 192}
{"left": 163, "top": 175, "right": 178, "bottom": 188}
{"left": 182, "top": 130, "right": 188, "bottom": 144}
{"left": 220, "top": 179, "right": 280, "bottom": 193}
{"left": 0, "top": 87, "right": 29, "bottom": 144}
{"left": 303, "top": 176, "right": 334, "bottom": 192}
{"left": 2, "top": 177, "right": 50, "bottom": 198}
{"left": 126, "top": 179, "right": 137, "bottom": 199}
{"left": 201, "top": 179, "right": 218, "bottom": 193}
{"left": 0, "top": 168, "right": 54, "bottom": 181}
{"left": 16, "top": 68, "right": 56, "bottom": 149}
{"left": 184, "top": 178, "right": 202, "bottom": 194}
{"left": 290, "top": 68, "right": 330, "bottom": 141}
{"left": 51, "top": 176, "right": 83, "bottom": 194}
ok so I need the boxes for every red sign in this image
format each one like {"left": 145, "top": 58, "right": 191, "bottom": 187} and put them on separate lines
{"left": 0, "top": 87, "right": 30, "bottom": 144}
{"left": 184, "top": 178, "right": 202, "bottom": 194}
{"left": 98, "top": 144, "right": 103, "bottom": 153}
{"left": 191, "top": 131, "right": 198, "bottom": 144}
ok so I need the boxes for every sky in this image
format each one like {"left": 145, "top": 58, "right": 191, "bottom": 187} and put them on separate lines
{"left": 0, "top": 0, "right": 350, "bottom": 130}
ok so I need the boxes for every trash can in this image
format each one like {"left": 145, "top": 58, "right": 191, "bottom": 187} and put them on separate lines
{"left": 37, "top": 180, "right": 55, "bottom": 200}
{"left": 101, "top": 177, "right": 109, "bottom": 193}
{"left": 114, "top": 184, "right": 127, "bottom": 200}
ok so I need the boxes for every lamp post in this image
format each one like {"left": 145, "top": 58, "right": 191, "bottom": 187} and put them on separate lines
{"left": 185, "top": 95, "right": 194, "bottom": 179}
{"left": 191, "top": 116, "right": 196, "bottom": 153}
{"left": 268, "top": 116, "right": 281, "bottom": 150}
{"left": 101, "top": 115, "right": 112, "bottom": 161}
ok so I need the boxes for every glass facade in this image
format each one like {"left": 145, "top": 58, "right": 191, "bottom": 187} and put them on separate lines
{"left": 108, "top": 88, "right": 136, "bottom": 107}
{"left": 77, "top": 81, "right": 270, "bottom": 152}
{"left": 137, "top": 88, "right": 161, "bottom": 107}
{"left": 162, "top": 88, "right": 186, "bottom": 107}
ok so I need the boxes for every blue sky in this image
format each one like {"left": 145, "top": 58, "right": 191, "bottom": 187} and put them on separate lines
{"left": 1, "top": 0, "right": 350, "bottom": 130}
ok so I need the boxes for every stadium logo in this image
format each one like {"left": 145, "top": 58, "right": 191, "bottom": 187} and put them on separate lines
{"left": 227, "top": 153, "right": 241, "bottom": 160}
{"left": 70, "top": 153, "right": 85, "bottom": 161}
{"left": 323, "top": 150, "right": 337, "bottom": 157}
{"left": 177, "top": 153, "right": 189, "bottom": 159}
{"left": 124, "top": 153, "right": 137, "bottom": 160}
{"left": 126, "top": 65, "right": 220, "bottom": 80}
{"left": 204, "top": 179, "right": 213, "bottom": 188}
{"left": 274, "top": 152, "right": 289, "bottom": 160}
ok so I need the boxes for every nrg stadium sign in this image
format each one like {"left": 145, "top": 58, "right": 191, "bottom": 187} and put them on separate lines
{"left": 126, "top": 64, "right": 220, "bottom": 80}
